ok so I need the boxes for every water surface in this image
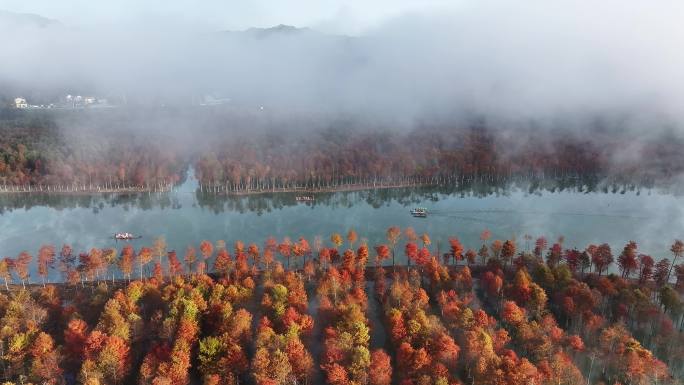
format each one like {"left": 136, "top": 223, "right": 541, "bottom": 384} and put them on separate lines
{"left": 1, "top": 173, "right": 683, "bottom": 280}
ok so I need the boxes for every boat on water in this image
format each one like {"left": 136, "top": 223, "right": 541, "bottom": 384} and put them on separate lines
{"left": 410, "top": 207, "right": 428, "bottom": 217}
{"left": 114, "top": 232, "right": 140, "bottom": 240}
{"left": 296, "top": 195, "right": 315, "bottom": 202}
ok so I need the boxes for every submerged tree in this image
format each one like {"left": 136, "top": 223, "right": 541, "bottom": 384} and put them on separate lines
{"left": 37, "top": 245, "right": 56, "bottom": 287}
{"left": 0, "top": 257, "right": 12, "bottom": 290}
{"left": 591, "top": 243, "right": 613, "bottom": 276}
{"left": 617, "top": 241, "right": 638, "bottom": 278}
{"left": 15, "top": 251, "right": 33, "bottom": 287}
{"left": 153, "top": 236, "right": 167, "bottom": 278}
{"left": 386, "top": 226, "right": 401, "bottom": 267}
{"left": 667, "top": 239, "right": 684, "bottom": 283}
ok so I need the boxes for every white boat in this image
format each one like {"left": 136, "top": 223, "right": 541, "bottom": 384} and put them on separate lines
{"left": 114, "top": 232, "right": 139, "bottom": 240}
{"left": 410, "top": 208, "right": 428, "bottom": 217}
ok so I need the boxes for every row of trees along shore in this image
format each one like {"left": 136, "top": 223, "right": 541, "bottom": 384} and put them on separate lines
{"left": 3, "top": 121, "right": 684, "bottom": 192}
{"left": 0, "top": 229, "right": 683, "bottom": 384}
{"left": 193, "top": 172, "right": 594, "bottom": 195}
{"left": 190, "top": 126, "right": 680, "bottom": 192}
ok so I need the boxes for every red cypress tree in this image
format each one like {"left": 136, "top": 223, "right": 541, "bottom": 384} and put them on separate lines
{"left": 37, "top": 245, "right": 56, "bottom": 287}
{"left": 369, "top": 350, "right": 392, "bottom": 385}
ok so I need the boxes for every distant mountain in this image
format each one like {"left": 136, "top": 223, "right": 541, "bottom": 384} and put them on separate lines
{"left": 222, "top": 24, "right": 352, "bottom": 41}
{"left": 0, "top": 19, "right": 363, "bottom": 107}
{"left": 0, "top": 10, "right": 60, "bottom": 28}
{"left": 244, "top": 24, "right": 311, "bottom": 38}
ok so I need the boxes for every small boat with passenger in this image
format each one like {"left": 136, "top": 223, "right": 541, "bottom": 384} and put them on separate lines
{"left": 114, "top": 232, "right": 141, "bottom": 240}
{"left": 410, "top": 207, "right": 428, "bottom": 217}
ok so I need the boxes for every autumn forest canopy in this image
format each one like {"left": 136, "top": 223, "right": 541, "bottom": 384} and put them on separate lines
{"left": 0, "top": 229, "right": 683, "bottom": 385}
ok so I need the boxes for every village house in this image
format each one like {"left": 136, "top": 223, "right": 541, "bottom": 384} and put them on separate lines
{"left": 14, "top": 97, "right": 28, "bottom": 108}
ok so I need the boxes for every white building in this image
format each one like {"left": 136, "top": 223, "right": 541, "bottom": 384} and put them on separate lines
{"left": 14, "top": 97, "right": 28, "bottom": 108}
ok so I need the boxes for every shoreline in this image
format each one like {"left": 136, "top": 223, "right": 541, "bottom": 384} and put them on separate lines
{"left": 1, "top": 264, "right": 467, "bottom": 291}
{"left": 3, "top": 263, "right": 663, "bottom": 292}
{"left": 0, "top": 181, "right": 442, "bottom": 196}
{"left": 0, "top": 186, "right": 173, "bottom": 195}
{"left": 0, "top": 176, "right": 669, "bottom": 197}
{"left": 201, "top": 181, "right": 442, "bottom": 196}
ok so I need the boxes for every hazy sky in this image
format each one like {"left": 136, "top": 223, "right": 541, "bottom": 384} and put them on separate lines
{"left": 1, "top": 0, "right": 683, "bottom": 128}
{"left": 0, "top": 0, "right": 458, "bottom": 34}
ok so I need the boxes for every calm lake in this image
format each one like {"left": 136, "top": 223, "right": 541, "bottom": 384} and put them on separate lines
{"left": 1, "top": 171, "right": 683, "bottom": 280}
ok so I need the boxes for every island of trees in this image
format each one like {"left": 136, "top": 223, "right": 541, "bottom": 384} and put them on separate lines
{"left": 0, "top": 229, "right": 682, "bottom": 384}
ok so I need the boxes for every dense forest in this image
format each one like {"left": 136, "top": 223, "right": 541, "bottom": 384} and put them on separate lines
{"left": 0, "top": 110, "right": 185, "bottom": 190}
{"left": 0, "top": 229, "right": 682, "bottom": 384}
{"left": 2, "top": 109, "right": 684, "bottom": 193}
